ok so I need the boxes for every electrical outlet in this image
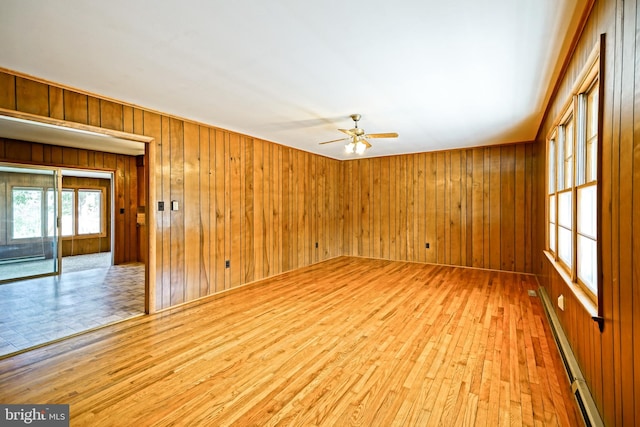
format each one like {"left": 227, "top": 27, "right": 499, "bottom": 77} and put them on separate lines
{"left": 315, "top": 242, "right": 318, "bottom": 248}
{"left": 558, "top": 294, "right": 565, "bottom": 311}
{"left": 225, "top": 260, "right": 230, "bottom": 268}
{"left": 158, "top": 201, "right": 165, "bottom": 211}
{"left": 425, "top": 243, "right": 430, "bottom": 249}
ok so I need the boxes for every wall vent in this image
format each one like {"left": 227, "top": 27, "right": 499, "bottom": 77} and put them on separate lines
{"left": 538, "top": 287, "right": 604, "bottom": 427}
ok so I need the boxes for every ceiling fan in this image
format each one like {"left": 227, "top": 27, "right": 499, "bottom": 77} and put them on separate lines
{"left": 319, "top": 114, "right": 398, "bottom": 154}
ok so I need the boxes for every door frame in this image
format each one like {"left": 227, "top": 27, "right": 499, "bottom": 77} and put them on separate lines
{"left": 0, "top": 108, "right": 157, "bottom": 313}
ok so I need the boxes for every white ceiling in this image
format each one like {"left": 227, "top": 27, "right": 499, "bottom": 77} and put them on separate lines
{"left": 0, "top": 0, "right": 587, "bottom": 160}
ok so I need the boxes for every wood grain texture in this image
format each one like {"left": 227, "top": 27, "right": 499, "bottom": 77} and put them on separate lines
{"left": 0, "top": 257, "right": 581, "bottom": 426}
{"left": 534, "top": 0, "right": 640, "bottom": 425}
{"left": 341, "top": 144, "right": 535, "bottom": 273}
{"left": 0, "top": 70, "right": 344, "bottom": 311}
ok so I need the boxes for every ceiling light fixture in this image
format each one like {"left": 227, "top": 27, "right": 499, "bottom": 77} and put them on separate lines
{"left": 345, "top": 136, "right": 368, "bottom": 155}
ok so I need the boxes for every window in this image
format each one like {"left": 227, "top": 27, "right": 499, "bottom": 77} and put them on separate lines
{"left": 78, "top": 189, "right": 103, "bottom": 235}
{"left": 546, "top": 56, "right": 600, "bottom": 303}
{"left": 45, "top": 187, "right": 106, "bottom": 238}
{"left": 12, "top": 187, "right": 43, "bottom": 239}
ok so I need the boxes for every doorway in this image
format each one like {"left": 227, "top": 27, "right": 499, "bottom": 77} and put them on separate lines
{"left": 0, "top": 111, "right": 155, "bottom": 357}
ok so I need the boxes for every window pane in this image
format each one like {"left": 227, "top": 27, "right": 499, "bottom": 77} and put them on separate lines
{"left": 557, "top": 129, "right": 565, "bottom": 191}
{"left": 62, "top": 190, "right": 75, "bottom": 236}
{"left": 586, "top": 83, "right": 598, "bottom": 182}
{"left": 548, "top": 139, "right": 555, "bottom": 194}
{"left": 549, "top": 222, "right": 556, "bottom": 253}
{"left": 578, "top": 185, "right": 596, "bottom": 238}
{"left": 558, "top": 226, "right": 572, "bottom": 266}
{"left": 549, "top": 195, "right": 556, "bottom": 223}
{"left": 564, "top": 118, "right": 574, "bottom": 189}
{"left": 558, "top": 191, "right": 572, "bottom": 228}
{"left": 577, "top": 235, "right": 597, "bottom": 295}
{"left": 78, "top": 190, "right": 102, "bottom": 234}
{"left": 48, "top": 189, "right": 75, "bottom": 236}
{"left": 12, "top": 188, "right": 42, "bottom": 239}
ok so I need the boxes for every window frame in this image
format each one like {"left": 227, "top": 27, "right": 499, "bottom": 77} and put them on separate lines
{"left": 545, "top": 40, "right": 603, "bottom": 313}
{"left": 9, "top": 186, "right": 45, "bottom": 242}
{"left": 43, "top": 185, "right": 107, "bottom": 239}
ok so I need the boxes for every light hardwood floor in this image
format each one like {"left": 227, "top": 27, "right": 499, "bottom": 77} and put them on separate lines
{"left": 0, "top": 257, "right": 581, "bottom": 426}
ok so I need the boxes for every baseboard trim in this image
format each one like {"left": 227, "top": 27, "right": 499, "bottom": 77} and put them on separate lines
{"left": 538, "top": 286, "right": 603, "bottom": 427}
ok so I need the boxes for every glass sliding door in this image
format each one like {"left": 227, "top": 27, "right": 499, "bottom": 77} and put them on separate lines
{"left": 0, "top": 164, "right": 60, "bottom": 282}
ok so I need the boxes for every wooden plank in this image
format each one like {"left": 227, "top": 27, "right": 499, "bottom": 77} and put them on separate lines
{"left": 398, "top": 156, "right": 408, "bottom": 260}
{"left": 380, "top": 157, "right": 390, "bottom": 259}
{"left": 271, "top": 144, "right": 281, "bottom": 275}
{"left": 488, "top": 147, "right": 501, "bottom": 270}
{"left": 262, "top": 141, "right": 278, "bottom": 277}
{"left": 500, "top": 145, "right": 515, "bottom": 271}
{"left": 524, "top": 143, "right": 533, "bottom": 273}
{"left": 350, "top": 161, "right": 359, "bottom": 257}
{"left": 87, "top": 96, "right": 101, "bottom": 127}
{"left": 242, "top": 137, "right": 254, "bottom": 284}
{"left": 229, "top": 132, "right": 241, "bottom": 287}
{"left": 183, "top": 122, "right": 200, "bottom": 301}
{"left": 436, "top": 152, "right": 446, "bottom": 264}
{"left": 127, "top": 156, "right": 138, "bottom": 263}
{"left": 63, "top": 91, "right": 88, "bottom": 124}
{"left": 48, "top": 86, "right": 64, "bottom": 120}
{"left": 305, "top": 154, "right": 318, "bottom": 265}
{"left": 100, "top": 100, "right": 124, "bottom": 131}
{"left": 482, "top": 148, "right": 491, "bottom": 269}
{"left": 360, "top": 158, "right": 371, "bottom": 257}
{"left": 199, "top": 126, "right": 211, "bottom": 297}
{"left": 463, "top": 150, "right": 472, "bottom": 267}
{"left": 514, "top": 144, "right": 526, "bottom": 272}
{"left": 633, "top": 0, "right": 640, "bottom": 420}
{"left": 406, "top": 155, "right": 416, "bottom": 261}
{"left": 617, "top": 1, "right": 636, "bottom": 425}
{"left": 281, "top": 148, "right": 291, "bottom": 271}
{"left": 253, "top": 139, "right": 267, "bottom": 280}
{"left": 443, "top": 152, "right": 451, "bottom": 265}
{"left": 15, "top": 77, "right": 49, "bottom": 116}
{"left": 450, "top": 150, "right": 462, "bottom": 266}
{"left": 425, "top": 153, "right": 437, "bottom": 264}
{"left": 0, "top": 72, "right": 16, "bottom": 109}
{"left": 114, "top": 155, "right": 126, "bottom": 264}
{"left": 122, "top": 106, "right": 134, "bottom": 134}
{"left": 214, "top": 129, "right": 227, "bottom": 292}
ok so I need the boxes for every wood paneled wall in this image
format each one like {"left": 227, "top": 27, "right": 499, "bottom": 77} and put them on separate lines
{"left": 0, "top": 71, "right": 343, "bottom": 310}
{"left": 534, "top": 0, "right": 640, "bottom": 425}
{"left": 341, "top": 144, "right": 535, "bottom": 272}
{"left": 0, "top": 137, "right": 137, "bottom": 264}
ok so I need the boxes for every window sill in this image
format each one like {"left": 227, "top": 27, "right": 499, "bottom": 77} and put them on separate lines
{"left": 543, "top": 250, "right": 598, "bottom": 318}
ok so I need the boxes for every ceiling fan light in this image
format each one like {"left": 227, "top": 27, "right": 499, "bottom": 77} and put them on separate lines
{"left": 345, "top": 141, "right": 356, "bottom": 153}
{"left": 355, "top": 141, "right": 367, "bottom": 155}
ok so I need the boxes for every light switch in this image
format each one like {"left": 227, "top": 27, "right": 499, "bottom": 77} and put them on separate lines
{"left": 171, "top": 200, "right": 179, "bottom": 211}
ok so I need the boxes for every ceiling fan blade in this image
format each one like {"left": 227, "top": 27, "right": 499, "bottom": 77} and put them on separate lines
{"left": 319, "top": 137, "right": 349, "bottom": 145}
{"left": 338, "top": 128, "right": 356, "bottom": 136}
{"left": 364, "top": 132, "right": 398, "bottom": 139}
{"left": 361, "top": 138, "right": 372, "bottom": 148}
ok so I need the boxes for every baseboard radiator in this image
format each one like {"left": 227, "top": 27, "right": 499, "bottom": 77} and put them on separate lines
{"left": 537, "top": 287, "right": 604, "bottom": 427}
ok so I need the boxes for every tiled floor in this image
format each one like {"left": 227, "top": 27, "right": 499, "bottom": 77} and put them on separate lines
{"left": 0, "top": 258, "right": 145, "bottom": 357}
